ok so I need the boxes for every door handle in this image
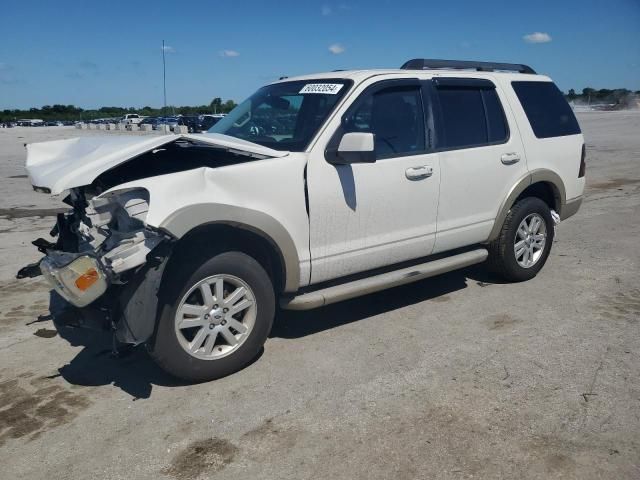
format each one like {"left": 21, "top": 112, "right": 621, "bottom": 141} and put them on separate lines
{"left": 405, "top": 166, "right": 433, "bottom": 180}
{"left": 501, "top": 152, "right": 521, "bottom": 165}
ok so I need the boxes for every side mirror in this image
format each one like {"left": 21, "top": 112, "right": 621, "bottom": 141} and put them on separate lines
{"left": 327, "top": 132, "right": 376, "bottom": 164}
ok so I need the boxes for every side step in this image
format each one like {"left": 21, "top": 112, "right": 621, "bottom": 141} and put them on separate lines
{"left": 280, "top": 248, "right": 488, "bottom": 310}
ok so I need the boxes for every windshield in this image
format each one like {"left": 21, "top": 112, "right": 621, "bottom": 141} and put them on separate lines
{"left": 209, "top": 79, "right": 352, "bottom": 151}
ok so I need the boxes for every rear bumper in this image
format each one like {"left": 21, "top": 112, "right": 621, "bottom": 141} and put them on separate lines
{"left": 561, "top": 196, "right": 583, "bottom": 220}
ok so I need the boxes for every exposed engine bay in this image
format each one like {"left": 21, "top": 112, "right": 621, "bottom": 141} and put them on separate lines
{"left": 91, "top": 139, "right": 269, "bottom": 193}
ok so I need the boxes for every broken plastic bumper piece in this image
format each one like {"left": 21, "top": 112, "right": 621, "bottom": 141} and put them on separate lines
{"left": 40, "top": 252, "right": 109, "bottom": 308}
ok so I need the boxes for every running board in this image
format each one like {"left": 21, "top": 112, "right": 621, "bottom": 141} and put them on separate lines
{"left": 280, "top": 248, "right": 488, "bottom": 310}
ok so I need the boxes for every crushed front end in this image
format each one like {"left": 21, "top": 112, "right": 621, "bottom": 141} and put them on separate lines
{"left": 17, "top": 187, "right": 172, "bottom": 344}
{"left": 18, "top": 133, "right": 285, "bottom": 346}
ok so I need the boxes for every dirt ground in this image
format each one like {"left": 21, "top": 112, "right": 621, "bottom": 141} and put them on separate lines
{"left": 0, "top": 112, "right": 639, "bottom": 479}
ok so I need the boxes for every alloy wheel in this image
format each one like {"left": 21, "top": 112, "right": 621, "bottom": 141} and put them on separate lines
{"left": 174, "top": 274, "right": 257, "bottom": 360}
{"left": 514, "top": 213, "right": 547, "bottom": 268}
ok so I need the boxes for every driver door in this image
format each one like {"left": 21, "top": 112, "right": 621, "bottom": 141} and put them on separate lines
{"left": 307, "top": 79, "right": 441, "bottom": 284}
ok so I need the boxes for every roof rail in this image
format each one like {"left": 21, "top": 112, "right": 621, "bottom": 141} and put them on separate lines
{"left": 400, "top": 59, "right": 536, "bottom": 74}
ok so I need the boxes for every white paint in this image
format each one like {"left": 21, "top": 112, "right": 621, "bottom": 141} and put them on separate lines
{"left": 338, "top": 132, "right": 374, "bottom": 152}
{"left": 103, "top": 154, "right": 312, "bottom": 288}
{"left": 432, "top": 82, "right": 529, "bottom": 253}
{"left": 500, "top": 77, "right": 585, "bottom": 201}
{"left": 25, "top": 133, "right": 289, "bottom": 194}
{"left": 306, "top": 75, "right": 440, "bottom": 283}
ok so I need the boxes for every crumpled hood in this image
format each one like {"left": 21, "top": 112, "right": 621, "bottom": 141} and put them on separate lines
{"left": 26, "top": 133, "right": 289, "bottom": 194}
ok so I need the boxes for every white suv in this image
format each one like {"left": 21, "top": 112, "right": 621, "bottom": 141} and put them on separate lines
{"left": 19, "top": 59, "right": 585, "bottom": 381}
{"left": 121, "top": 113, "right": 144, "bottom": 125}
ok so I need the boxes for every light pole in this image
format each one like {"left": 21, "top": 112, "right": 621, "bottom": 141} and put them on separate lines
{"left": 162, "top": 40, "right": 168, "bottom": 132}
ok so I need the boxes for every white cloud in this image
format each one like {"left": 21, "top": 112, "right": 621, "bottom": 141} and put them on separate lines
{"left": 328, "top": 43, "right": 345, "bottom": 54}
{"left": 219, "top": 49, "right": 240, "bottom": 58}
{"left": 322, "top": 5, "right": 332, "bottom": 15}
{"left": 523, "top": 32, "right": 552, "bottom": 44}
{"left": 161, "top": 45, "right": 175, "bottom": 53}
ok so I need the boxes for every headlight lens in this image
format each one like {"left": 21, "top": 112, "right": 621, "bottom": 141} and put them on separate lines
{"left": 41, "top": 255, "right": 108, "bottom": 307}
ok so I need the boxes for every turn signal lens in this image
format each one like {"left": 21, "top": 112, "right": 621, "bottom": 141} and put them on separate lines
{"left": 75, "top": 267, "right": 99, "bottom": 291}
{"left": 40, "top": 255, "right": 107, "bottom": 307}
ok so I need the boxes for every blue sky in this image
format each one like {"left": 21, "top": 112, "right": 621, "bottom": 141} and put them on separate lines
{"left": 1, "top": 0, "right": 639, "bottom": 109}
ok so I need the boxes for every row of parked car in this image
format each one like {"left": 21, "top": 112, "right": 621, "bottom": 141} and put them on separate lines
{"left": 1, "top": 119, "right": 76, "bottom": 127}
{"left": 1, "top": 114, "right": 226, "bottom": 133}
{"left": 137, "top": 114, "right": 226, "bottom": 133}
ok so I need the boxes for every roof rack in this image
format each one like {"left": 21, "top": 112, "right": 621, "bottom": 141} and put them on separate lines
{"left": 400, "top": 59, "right": 536, "bottom": 74}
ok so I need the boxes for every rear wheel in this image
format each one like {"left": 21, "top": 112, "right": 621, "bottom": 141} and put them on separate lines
{"left": 487, "top": 197, "right": 554, "bottom": 282}
{"left": 149, "top": 251, "right": 275, "bottom": 382}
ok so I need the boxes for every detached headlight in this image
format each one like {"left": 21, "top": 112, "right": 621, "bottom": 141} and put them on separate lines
{"left": 41, "top": 254, "right": 108, "bottom": 307}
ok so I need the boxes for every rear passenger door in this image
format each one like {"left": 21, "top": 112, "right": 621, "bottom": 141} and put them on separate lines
{"left": 430, "top": 77, "right": 528, "bottom": 253}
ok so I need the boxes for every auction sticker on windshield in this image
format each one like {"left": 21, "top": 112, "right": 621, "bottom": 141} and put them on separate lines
{"left": 299, "top": 83, "right": 344, "bottom": 94}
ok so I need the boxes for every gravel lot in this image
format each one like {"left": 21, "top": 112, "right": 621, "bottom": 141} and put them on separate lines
{"left": 1, "top": 112, "right": 639, "bottom": 479}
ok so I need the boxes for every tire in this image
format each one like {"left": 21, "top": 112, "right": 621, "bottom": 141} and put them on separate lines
{"left": 487, "top": 197, "right": 555, "bottom": 282}
{"left": 149, "top": 251, "right": 275, "bottom": 382}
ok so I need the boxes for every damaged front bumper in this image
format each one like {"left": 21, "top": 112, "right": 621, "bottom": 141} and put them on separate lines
{"left": 17, "top": 187, "right": 172, "bottom": 344}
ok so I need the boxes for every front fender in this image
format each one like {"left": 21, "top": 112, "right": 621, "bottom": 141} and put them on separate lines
{"left": 160, "top": 204, "right": 300, "bottom": 292}
{"left": 100, "top": 161, "right": 310, "bottom": 292}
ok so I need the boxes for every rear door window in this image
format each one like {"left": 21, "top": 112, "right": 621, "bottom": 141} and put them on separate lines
{"left": 433, "top": 80, "right": 509, "bottom": 150}
{"left": 511, "top": 81, "right": 581, "bottom": 138}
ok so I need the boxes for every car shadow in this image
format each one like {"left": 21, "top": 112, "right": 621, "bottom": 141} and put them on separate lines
{"left": 39, "top": 290, "right": 180, "bottom": 399}
{"left": 48, "top": 263, "right": 502, "bottom": 397}
{"left": 52, "top": 320, "right": 265, "bottom": 398}
{"left": 270, "top": 264, "right": 502, "bottom": 339}
{"left": 53, "top": 324, "right": 182, "bottom": 400}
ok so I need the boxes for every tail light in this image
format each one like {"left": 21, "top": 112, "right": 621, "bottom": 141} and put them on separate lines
{"left": 579, "top": 144, "right": 586, "bottom": 178}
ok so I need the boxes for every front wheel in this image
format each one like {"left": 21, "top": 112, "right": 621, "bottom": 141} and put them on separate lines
{"left": 487, "top": 197, "right": 554, "bottom": 282}
{"left": 149, "top": 251, "right": 275, "bottom": 382}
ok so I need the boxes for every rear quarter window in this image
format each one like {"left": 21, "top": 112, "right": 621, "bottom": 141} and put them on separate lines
{"left": 512, "top": 81, "right": 581, "bottom": 139}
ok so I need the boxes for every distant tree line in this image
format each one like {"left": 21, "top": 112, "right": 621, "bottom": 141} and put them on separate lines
{"left": 565, "top": 88, "right": 640, "bottom": 107}
{"left": 0, "top": 98, "right": 237, "bottom": 122}
{"left": 3, "top": 88, "right": 639, "bottom": 122}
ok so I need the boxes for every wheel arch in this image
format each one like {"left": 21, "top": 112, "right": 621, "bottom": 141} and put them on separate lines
{"left": 488, "top": 169, "right": 566, "bottom": 242}
{"left": 160, "top": 204, "right": 300, "bottom": 293}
